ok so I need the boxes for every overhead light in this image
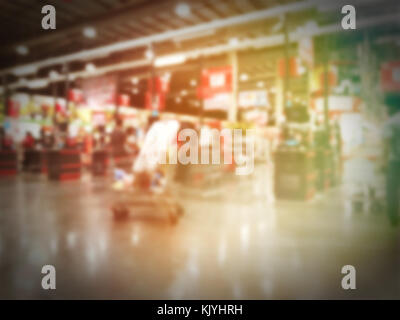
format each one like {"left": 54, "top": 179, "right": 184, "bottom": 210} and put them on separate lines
{"left": 162, "top": 72, "right": 171, "bottom": 81}
{"left": 145, "top": 48, "right": 154, "bottom": 60}
{"left": 175, "top": 3, "right": 191, "bottom": 18}
{"left": 175, "top": 97, "right": 182, "bottom": 103}
{"left": 16, "top": 45, "right": 29, "bottom": 56}
{"left": 17, "top": 78, "right": 28, "bottom": 86}
{"left": 83, "top": 26, "right": 97, "bottom": 39}
{"left": 27, "top": 79, "right": 49, "bottom": 89}
{"left": 240, "top": 73, "right": 249, "bottom": 82}
{"left": 180, "top": 90, "right": 188, "bottom": 96}
{"left": 12, "top": 65, "right": 38, "bottom": 76}
{"left": 190, "top": 79, "right": 197, "bottom": 87}
{"left": 131, "top": 77, "right": 139, "bottom": 85}
{"left": 132, "top": 88, "right": 139, "bottom": 94}
{"left": 173, "top": 29, "right": 215, "bottom": 42}
{"left": 257, "top": 81, "right": 264, "bottom": 88}
{"left": 49, "top": 70, "right": 59, "bottom": 80}
{"left": 85, "top": 63, "right": 96, "bottom": 73}
{"left": 154, "top": 54, "right": 186, "bottom": 67}
{"left": 229, "top": 37, "right": 239, "bottom": 46}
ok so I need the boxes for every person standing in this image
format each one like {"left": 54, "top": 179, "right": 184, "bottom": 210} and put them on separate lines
{"left": 383, "top": 94, "right": 400, "bottom": 226}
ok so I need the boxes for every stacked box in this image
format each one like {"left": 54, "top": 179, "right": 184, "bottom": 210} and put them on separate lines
{"left": 23, "top": 150, "right": 48, "bottom": 173}
{"left": 0, "top": 151, "right": 17, "bottom": 176}
{"left": 47, "top": 150, "right": 81, "bottom": 181}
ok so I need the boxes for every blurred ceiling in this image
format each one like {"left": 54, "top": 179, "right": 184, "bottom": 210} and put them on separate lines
{"left": 1, "top": 0, "right": 400, "bottom": 83}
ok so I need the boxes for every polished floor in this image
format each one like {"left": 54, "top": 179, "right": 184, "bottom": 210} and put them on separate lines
{"left": 0, "top": 160, "right": 399, "bottom": 299}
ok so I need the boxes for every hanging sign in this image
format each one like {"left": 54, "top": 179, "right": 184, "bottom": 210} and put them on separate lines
{"left": 198, "top": 66, "right": 232, "bottom": 99}
{"left": 381, "top": 61, "right": 400, "bottom": 92}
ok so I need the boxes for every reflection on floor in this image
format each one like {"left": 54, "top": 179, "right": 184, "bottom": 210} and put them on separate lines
{"left": 0, "top": 161, "right": 399, "bottom": 299}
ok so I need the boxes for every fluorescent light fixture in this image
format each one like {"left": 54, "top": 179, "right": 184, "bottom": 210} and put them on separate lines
{"left": 12, "top": 65, "right": 38, "bottom": 76}
{"left": 27, "top": 79, "right": 49, "bottom": 89}
{"left": 175, "top": 3, "right": 191, "bottom": 18}
{"left": 173, "top": 29, "right": 215, "bottom": 42}
{"left": 190, "top": 79, "right": 197, "bottom": 87}
{"left": 17, "top": 78, "right": 28, "bottom": 86}
{"left": 83, "top": 26, "right": 97, "bottom": 39}
{"left": 49, "top": 70, "right": 59, "bottom": 80}
{"left": 257, "top": 81, "right": 264, "bottom": 88}
{"left": 16, "top": 45, "right": 29, "bottom": 56}
{"left": 85, "top": 63, "right": 96, "bottom": 73}
{"left": 154, "top": 54, "right": 186, "bottom": 67}
{"left": 229, "top": 37, "right": 239, "bottom": 46}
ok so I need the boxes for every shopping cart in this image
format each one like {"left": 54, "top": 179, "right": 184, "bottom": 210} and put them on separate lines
{"left": 111, "top": 169, "right": 183, "bottom": 224}
{"left": 110, "top": 120, "right": 184, "bottom": 224}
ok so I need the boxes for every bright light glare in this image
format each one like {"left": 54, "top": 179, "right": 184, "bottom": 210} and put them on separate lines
{"left": 145, "top": 49, "right": 154, "bottom": 60}
{"left": 240, "top": 73, "right": 249, "bottom": 82}
{"left": 27, "top": 79, "right": 49, "bottom": 89}
{"left": 83, "top": 26, "right": 97, "bottom": 39}
{"left": 85, "top": 63, "right": 96, "bottom": 73}
{"left": 12, "top": 65, "right": 38, "bottom": 76}
{"left": 131, "top": 77, "right": 139, "bottom": 85}
{"left": 175, "top": 3, "right": 191, "bottom": 18}
{"left": 16, "top": 45, "right": 29, "bottom": 56}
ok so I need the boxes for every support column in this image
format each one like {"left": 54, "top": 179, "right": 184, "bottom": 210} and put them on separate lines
{"left": 275, "top": 73, "right": 284, "bottom": 125}
{"left": 228, "top": 51, "right": 238, "bottom": 123}
{"left": 64, "top": 64, "right": 70, "bottom": 113}
{"left": 323, "top": 37, "right": 330, "bottom": 135}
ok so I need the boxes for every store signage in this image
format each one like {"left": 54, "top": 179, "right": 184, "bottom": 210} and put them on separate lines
{"left": 82, "top": 75, "right": 117, "bottom": 108}
{"left": 199, "top": 66, "right": 232, "bottom": 99}
{"left": 203, "top": 93, "right": 231, "bottom": 111}
{"left": 239, "top": 90, "right": 269, "bottom": 108}
{"left": 117, "top": 94, "right": 130, "bottom": 107}
{"left": 145, "top": 76, "right": 170, "bottom": 111}
{"left": 68, "top": 89, "right": 83, "bottom": 103}
{"left": 381, "top": 61, "right": 400, "bottom": 92}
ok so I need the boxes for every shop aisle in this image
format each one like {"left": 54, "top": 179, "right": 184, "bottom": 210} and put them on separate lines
{"left": 0, "top": 163, "right": 398, "bottom": 299}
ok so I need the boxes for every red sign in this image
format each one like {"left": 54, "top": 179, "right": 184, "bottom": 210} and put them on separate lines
{"left": 7, "top": 99, "right": 19, "bottom": 118}
{"left": 145, "top": 76, "right": 170, "bottom": 111}
{"left": 381, "top": 61, "right": 400, "bottom": 92}
{"left": 82, "top": 75, "right": 117, "bottom": 107}
{"left": 278, "top": 57, "right": 300, "bottom": 78}
{"left": 68, "top": 89, "right": 83, "bottom": 103}
{"left": 117, "top": 94, "right": 130, "bottom": 107}
{"left": 198, "top": 66, "right": 232, "bottom": 99}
